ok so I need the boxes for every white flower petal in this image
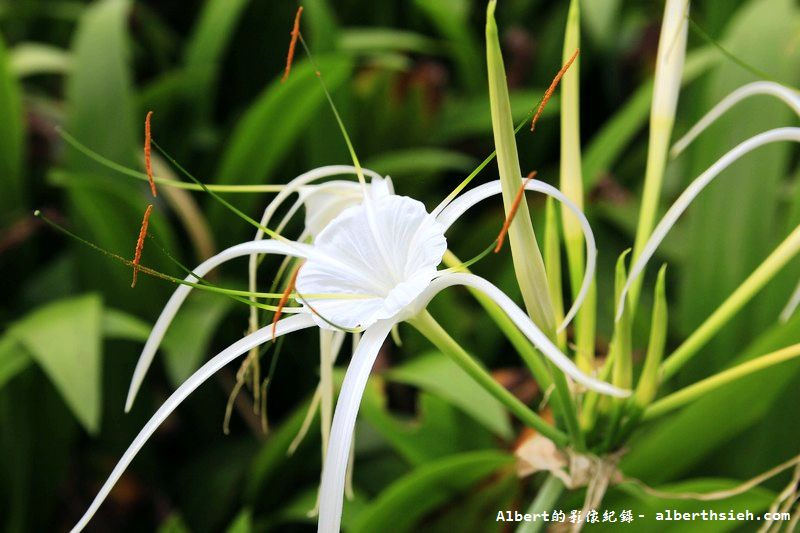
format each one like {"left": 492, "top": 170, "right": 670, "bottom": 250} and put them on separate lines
{"left": 297, "top": 194, "right": 447, "bottom": 329}
{"left": 71, "top": 314, "right": 316, "bottom": 533}
{"left": 436, "top": 179, "right": 596, "bottom": 332}
{"left": 617, "top": 127, "right": 800, "bottom": 321}
{"left": 125, "top": 239, "right": 312, "bottom": 412}
{"left": 318, "top": 320, "right": 394, "bottom": 533}
{"left": 780, "top": 279, "right": 800, "bottom": 323}
{"left": 299, "top": 181, "right": 365, "bottom": 236}
{"left": 412, "top": 272, "right": 629, "bottom": 398}
{"left": 248, "top": 166, "right": 386, "bottom": 344}
{"left": 253, "top": 165, "right": 385, "bottom": 242}
{"left": 671, "top": 82, "right": 800, "bottom": 158}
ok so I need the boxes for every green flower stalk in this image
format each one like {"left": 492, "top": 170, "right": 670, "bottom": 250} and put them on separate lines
{"left": 559, "top": 0, "right": 596, "bottom": 374}
{"left": 630, "top": 0, "right": 688, "bottom": 308}
{"left": 485, "top": 0, "right": 555, "bottom": 337}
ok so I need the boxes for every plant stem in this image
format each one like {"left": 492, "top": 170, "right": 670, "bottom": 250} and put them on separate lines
{"left": 516, "top": 475, "right": 565, "bottom": 533}
{"left": 644, "top": 343, "right": 800, "bottom": 420}
{"left": 559, "top": 0, "right": 596, "bottom": 375}
{"left": 409, "top": 310, "right": 569, "bottom": 447}
{"left": 630, "top": 0, "right": 688, "bottom": 308}
{"left": 442, "top": 251, "right": 583, "bottom": 447}
{"left": 662, "top": 223, "right": 800, "bottom": 379}
{"left": 443, "top": 251, "right": 552, "bottom": 389}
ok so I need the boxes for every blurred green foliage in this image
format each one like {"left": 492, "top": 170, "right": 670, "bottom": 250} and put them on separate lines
{"left": 0, "top": 0, "right": 798, "bottom": 531}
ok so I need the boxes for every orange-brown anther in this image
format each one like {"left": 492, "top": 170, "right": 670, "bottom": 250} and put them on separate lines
{"left": 530, "top": 48, "right": 580, "bottom": 132}
{"left": 144, "top": 111, "right": 157, "bottom": 197}
{"left": 132, "top": 204, "right": 153, "bottom": 287}
{"left": 494, "top": 171, "right": 537, "bottom": 253}
{"left": 272, "top": 265, "right": 302, "bottom": 339}
{"left": 282, "top": 6, "right": 304, "bottom": 83}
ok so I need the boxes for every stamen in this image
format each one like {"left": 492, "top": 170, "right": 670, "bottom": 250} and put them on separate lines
{"left": 282, "top": 6, "right": 304, "bottom": 83}
{"left": 494, "top": 171, "right": 537, "bottom": 253}
{"left": 34, "top": 209, "right": 307, "bottom": 311}
{"left": 273, "top": 265, "right": 302, "bottom": 340}
{"left": 530, "top": 49, "right": 579, "bottom": 132}
{"left": 131, "top": 204, "right": 153, "bottom": 288}
{"left": 144, "top": 111, "right": 157, "bottom": 197}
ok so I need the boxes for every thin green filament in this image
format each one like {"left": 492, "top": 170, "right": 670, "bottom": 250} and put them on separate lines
{"left": 297, "top": 33, "right": 367, "bottom": 190}
{"left": 437, "top": 97, "right": 543, "bottom": 212}
{"left": 438, "top": 240, "right": 498, "bottom": 274}
{"left": 55, "top": 127, "right": 283, "bottom": 193}
{"left": 688, "top": 17, "right": 799, "bottom": 91}
{"left": 34, "top": 210, "right": 364, "bottom": 309}
{"left": 150, "top": 139, "right": 285, "bottom": 241}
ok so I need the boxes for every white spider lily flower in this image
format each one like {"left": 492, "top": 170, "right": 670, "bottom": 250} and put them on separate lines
{"left": 124, "top": 166, "right": 389, "bottom": 411}
{"left": 72, "top": 176, "right": 627, "bottom": 533}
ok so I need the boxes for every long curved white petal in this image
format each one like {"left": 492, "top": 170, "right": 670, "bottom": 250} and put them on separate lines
{"left": 780, "top": 279, "right": 800, "bottom": 323}
{"left": 435, "top": 179, "right": 596, "bottom": 332}
{"left": 671, "top": 82, "right": 800, "bottom": 158}
{"left": 125, "top": 239, "right": 313, "bottom": 412}
{"left": 414, "top": 273, "right": 628, "bottom": 398}
{"left": 318, "top": 320, "right": 394, "bottom": 533}
{"left": 72, "top": 314, "right": 316, "bottom": 533}
{"left": 617, "top": 127, "right": 800, "bottom": 320}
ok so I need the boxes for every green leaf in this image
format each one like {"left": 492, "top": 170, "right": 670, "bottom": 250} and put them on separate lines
{"left": 360, "top": 381, "right": 496, "bottom": 465}
{"left": 580, "top": 0, "right": 621, "bottom": 49}
{"left": 303, "top": 0, "right": 339, "bottom": 52}
{"left": 384, "top": 351, "right": 512, "bottom": 439}
{"left": 156, "top": 513, "right": 191, "bottom": 533}
{"left": 0, "top": 337, "right": 31, "bottom": 391}
{"left": 485, "top": 1, "right": 554, "bottom": 335}
{"left": 436, "top": 89, "right": 554, "bottom": 142}
{"left": 622, "top": 311, "right": 800, "bottom": 483}
{"left": 544, "top": 197, "right": 567, "bottom": 349}
{"left": 277, "top": 487, "right": 369, "bottom": 530}
{"left": 209, "top": 55, "right": 352, "bottom": 234}
{"left": 593, "top": 478, "right": 774, "bottom": 532}
{"left": 364, "top": 148, "right": 476, "bottom": 177}
{"left": 184, "top": 0, "right": 250, "bottom": 69}
{"left": 182, "top": 0, "right": 251, "bottom": 117}
{"left": 225, "top": 508, "right": 253, "bottom": 533}
{"left": 102, "top": 308, "right": 151, "bottom": 342}
{"left": 65, "top": 0, "right": 135, "bottom": 174}
{"left": 633, "top": 265, "right": 668, "bottom": 409}
{"left": 350, "top": 450, "right": 513, "bottom": 533}
{"left": 338, "top": 28, "right": 441, "bottom": 55}
{"left": 414, "top": 0, "right": 483, "bottom": 92}
{"left": 8, "top": 294, "right": 103, "bottom": 433}
{"left": 161, "top": 290, "right": 235, "bottom": 386}
{"left": 0, "top": 33, "right": 24, "bottom": 223}
{"left": 9, "top": 42, "right": 72, "bottom": 78}
{"left": 244, "top": 394, "right": 318, "bottom": 501}
{"left": 62, "top": 0, "right": 176, "bottom": 313}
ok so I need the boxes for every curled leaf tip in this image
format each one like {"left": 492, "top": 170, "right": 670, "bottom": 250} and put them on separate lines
{"left": 530, "top": 48, "right": 579, "bottom": 132}
{"left": 282, "top": 6, "right": 304, "bottom": 83}
{"left": 33, "top": 209, "right": 41, "bottom": 217}
{"left": 495, "top": 171, "right": 537, "bottom": 253}
{"left": 144, "top": 111, "right": 157, "bottom": 197}
{"left": 131, "top": 204, "right": 154, "bottom": 288}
